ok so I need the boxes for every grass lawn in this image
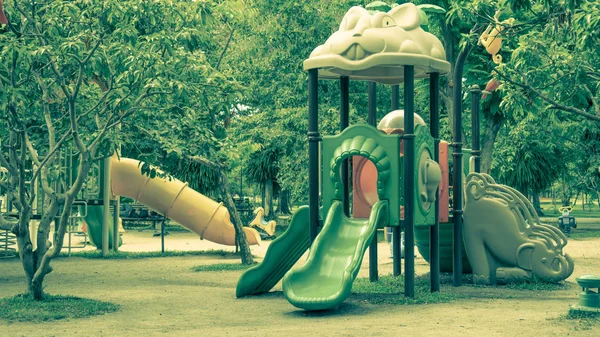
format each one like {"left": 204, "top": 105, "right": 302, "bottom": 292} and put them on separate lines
{"left": 0, "top": 294, "right": 119, "bottom": 323}
{"left": 540, "top": 200, "right": 600, "bottom": 218}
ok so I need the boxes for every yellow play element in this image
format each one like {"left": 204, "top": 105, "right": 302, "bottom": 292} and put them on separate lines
{"left": 110, "top": 156, "right": 261, "bottom": 246}
{"left": 249, "top": 207, "right": 276, "bottom": 237}
{"left": 479, "top": 11, "right": 515, "bottom": 64}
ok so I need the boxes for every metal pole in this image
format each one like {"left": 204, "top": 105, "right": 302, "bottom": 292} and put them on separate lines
{"left": 470, "top": 85, "right": 481, "bottom": 173}
{"left": 340, "top": 76, "right": 350, "bottom": 217}
{"left": 308, "top": 69, "right": 320, "bottom": 243}
{"left": 161, "top": 215, "right": 166, "bottom": 253}
{"left": 391, "top": 84, "right": 401, "bottom": 277}
{"left": 102, "top": 157, "right": 111, "bottom": 257}
{"left": 430, "top": 72, "right": 441, "bottom": 292}
{"left": 66, "top": 148, "right": 72, "bottom": 256}
{"left": 113, "top": 198, "right": 120, "bottom": 252}
{"left": 403, "top": 66, "right": 415, "bottom": 298}
{"left": 452, "top": 47, "right": 471, "bottom": 286}
{"left": 368, "top": 81, "right": 378, "bottom": 282}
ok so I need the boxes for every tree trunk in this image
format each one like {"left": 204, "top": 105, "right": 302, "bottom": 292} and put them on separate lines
{"left": 263, "top": 179, "right": 273, "bottom": 218}
{"left": 532, "top": 191, "right": 544, "bottom": 216}
{"left": 573, "top": 191, "right": 580, "bottom": 208}
{"left": 551, "top": 186, "right": 557, "bottom": 212}
{"left": 480, "top": 113, "right": 505, "bottom": 174}
{"left": 219, "top": 173, "right": 253, "bottom": 264}
{"left": 276, "top": 189, "right": 292, "bottom": 215}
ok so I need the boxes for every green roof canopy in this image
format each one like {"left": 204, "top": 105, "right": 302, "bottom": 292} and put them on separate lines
{"left": 303, "top": 3, "right": 450, "bottom": 84}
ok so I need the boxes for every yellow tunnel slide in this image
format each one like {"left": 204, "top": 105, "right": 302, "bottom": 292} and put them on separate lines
{"left": 110, "top": 157, "right": 261, "bottom": 246}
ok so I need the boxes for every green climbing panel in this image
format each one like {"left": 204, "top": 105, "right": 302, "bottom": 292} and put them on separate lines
{"left": 322, "top": 124, "right": 401, "bottom": 227}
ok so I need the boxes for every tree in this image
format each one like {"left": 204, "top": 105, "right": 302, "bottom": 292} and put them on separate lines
{"left": 111, "top": 0, "right": 255, "bottom": 263}
{"left": 492, "top": 114, "right": 568, "bottom": 214}
{"left": 245, "top": 146, "right": 280, "bottom": 217}
{"left": 0, "top": 0, "right": 252, "bottom": 299}
{"left": 496, "top": 0, "right": 600, "bottom": 122}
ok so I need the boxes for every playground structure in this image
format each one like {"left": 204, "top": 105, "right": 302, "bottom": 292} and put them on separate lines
{"left": 571, "top": 274, "right": 600, "bottom": 315}
{"left": 237, "top": 3, "right": 574, "bottom": 310}
{"left": 463, "top": 173, "right": 574, "bottom": 284}
{"left": 558, "top": 206, "right": 577, "bottom": 234}
{"left": 0, "top": 151, "right": 261, "bottom": 257}
{"left": 110, "top": 156, "right": 261, "bottom": 247}
{"left": 71, "top": 155, "right": 262, "bottom": 251}
{"left": 249, "top": 207, "right": 277, "bottom": 238}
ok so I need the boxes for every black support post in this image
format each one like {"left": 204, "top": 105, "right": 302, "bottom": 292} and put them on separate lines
{"left": 308, "top": 69, "right": 320, "bottom": 243}
{"left": 429, "top": 72, "right": 440, "bottom": 292}
{"left": 391, "top": 85, "right": 400, "bottom": 110}
{"left": 368, "top": 81, "right": 378, "bottom": 282}
{"left": 340, "top": 76, "right": 350, "bottom": 216}
{"left": 470, "top": 85, "right": 481, "bottom": 173}
{"left": 391, "top": 84, "right": 401, "bottom": 277}
{"left": 404, "top": 66, "right": 415, "bottom": 298}
{"left": 452, "top": 48, "right": 469, "bottom": 287}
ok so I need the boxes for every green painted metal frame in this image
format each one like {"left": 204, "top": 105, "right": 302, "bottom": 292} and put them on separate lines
{"left": 322, "top": 124, "right": 401, "bottom": 228}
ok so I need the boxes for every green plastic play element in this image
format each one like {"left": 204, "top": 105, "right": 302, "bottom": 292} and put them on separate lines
{"left": 303, "top": 3, "right": 451, "bottom": 83}
{"left": 576, "top": 275, "right": 600, "bottom": 308}
{"left": 463, "top": 173, "right": 574, "bottom": 285}
{"left": 413, "top": 144, "right": 472, "bottom": 272}
{"left": 282, "top": 200, "right": 388, "bottom": 310}
{"left": 322, "top": 123, "right": 400, "bottom": 227}
{"left": 236, "top": 206, "right": 311, "bottom": 298}
{"left": 414, "top": 222, "right": 472, "bottom": 273}
{"left": 82, "top": 205, "right": 122, "bottom": 249}
{"left": 414, "top": 124, "right": 440, "bottom": 226}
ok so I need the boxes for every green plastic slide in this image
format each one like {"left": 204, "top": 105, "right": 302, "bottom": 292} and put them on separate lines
{"left": 236, "top": 206, "right": 311, "bottom": 298}
{"left": 82, "top": 205, "right": 122, "bottom": 249}
{"left": 282, "top": 200, "right": 388, "bottom": 310}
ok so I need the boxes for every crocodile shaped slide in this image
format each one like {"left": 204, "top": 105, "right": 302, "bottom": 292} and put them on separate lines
{"left": 282, "top": 200, "right": 388, "bottom": 310}
{"left": 236, "top": 206, "right": 311, "bottom": 298}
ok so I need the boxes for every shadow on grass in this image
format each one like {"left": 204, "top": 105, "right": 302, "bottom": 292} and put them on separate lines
{"left": 348, "top": 273, "right": 571, "bottom": 306}
{"left": 568, "top": 228, "right": 600, "bottom": 239}
{"left": 0, "top": 294, "right": 119, "bottom": 323}
{"left": 191, "top": 262, "right": 258, "bottom": 272}
{"left": 58, "top": 250, "right": 241, "bottom": 260}
{"left": 285, "top": 302, "right": 371, "bottom": 317}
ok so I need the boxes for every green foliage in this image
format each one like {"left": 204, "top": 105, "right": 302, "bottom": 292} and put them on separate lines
{"left": 245, "top": 146, "right": 281, "bottom": 185}
{"left": 493, "top": 117, "right": 566, "bottom": 194}
{"left": 191, "top": 262, "right": 258, "bottom": 272}
{"left": 0, "top": 294, "right": 119, "bottom": 323}
{"left": 173, "top": 159, "right": 220, "bottom": 196}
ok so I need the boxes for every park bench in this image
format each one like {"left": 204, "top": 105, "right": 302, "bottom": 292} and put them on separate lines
{"left": 120, "top": 204, "right": 165, "bottom": 230}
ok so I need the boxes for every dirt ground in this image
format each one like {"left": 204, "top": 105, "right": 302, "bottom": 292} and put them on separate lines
{"left": 1, "top": 222, "right": 599, "bottom": 337}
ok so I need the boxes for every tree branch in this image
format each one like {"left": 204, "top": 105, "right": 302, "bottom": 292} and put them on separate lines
{"left": 583, "top": 84, "right": 600, "bottom": 116}
{"left": 88, "top": 90, "right": 171, "bottom": 154}
{"left": 77, "top": 84, "right": 115, "bottom": 123}
{"left": 216, "top": 27, "right": 235, "bottom": 71}
{"left": 73, "top": 34, "right": 105, "bottom": 100}
{"left": 0, "top": 215, "right": 18, "bottom": 231}
{"left": 189, "top": 155, "right": 224, "bottom": 171}
{"left": 495, "top": 69, "right": 600, "bottom": 122}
